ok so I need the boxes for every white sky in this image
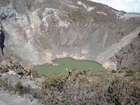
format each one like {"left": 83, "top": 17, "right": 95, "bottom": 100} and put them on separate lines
{"left": 89, "top": 0, "right": 140, "bottom": 13}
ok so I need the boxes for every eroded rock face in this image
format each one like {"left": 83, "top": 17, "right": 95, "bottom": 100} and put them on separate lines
{"left": 111, "top": 35, "right": 140, "bottom": 69}
{"left": 0, "top": 0, "right": 140, "bottom": 69}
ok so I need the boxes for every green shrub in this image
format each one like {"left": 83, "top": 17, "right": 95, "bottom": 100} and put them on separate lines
{"left": 112, "top": 70, "right": 117, "bottom": 73}
{"left": 42, "top": 75, "right": 66, "bottom": 89}
{"left": 0, "top": 78, "right": 14, "bottom": 90}
{"left": 14, "top": 81, "right": 30, "bottom": 95}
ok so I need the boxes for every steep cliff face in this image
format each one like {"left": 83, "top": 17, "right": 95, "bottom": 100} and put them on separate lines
{"left": 0, "top": 0, "right": 140, "bottom": 69}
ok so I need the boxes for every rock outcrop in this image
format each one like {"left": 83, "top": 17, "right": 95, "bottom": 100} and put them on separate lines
{"left": 0, "top": 0, "right": 140, "bottom": 69}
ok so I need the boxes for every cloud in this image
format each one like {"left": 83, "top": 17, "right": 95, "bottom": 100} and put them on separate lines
{"left": 90, "top": 0, "right": 140, "bottom": 13}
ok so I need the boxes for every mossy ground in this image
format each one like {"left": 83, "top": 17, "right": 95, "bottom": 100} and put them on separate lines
{"left": 33, "top": 58, "right": 105, "bottom": 76}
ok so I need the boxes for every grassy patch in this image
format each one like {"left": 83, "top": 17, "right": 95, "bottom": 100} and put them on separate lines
{"left": 33, "top": 58, "right": 105, "bottom": 76}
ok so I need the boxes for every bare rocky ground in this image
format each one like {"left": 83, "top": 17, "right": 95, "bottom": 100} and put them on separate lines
{"left": 0, "top": 58, "right": 140, "bottom": 105}
{"left": 0, "top": 90, "right": 41, "bottom": 105}
{"left": 0, "top": 58, "right": 43, "bottom": 105}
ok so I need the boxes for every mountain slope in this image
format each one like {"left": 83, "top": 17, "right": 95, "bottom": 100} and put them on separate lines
{"left": 0, "top": 0, "right": 140, "bottom": 69}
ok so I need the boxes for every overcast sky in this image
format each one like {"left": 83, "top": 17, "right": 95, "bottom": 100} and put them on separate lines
{"left": 90, "top": 0, "right": 140, "bottom": 13}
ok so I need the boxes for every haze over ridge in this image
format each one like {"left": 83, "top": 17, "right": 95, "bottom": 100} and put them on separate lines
{"left": 89, "top": 0, "right": 140, "bottom": 13}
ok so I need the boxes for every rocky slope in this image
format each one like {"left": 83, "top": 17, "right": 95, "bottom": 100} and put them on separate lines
{"left": 0, "top": 0, "right": 140, "bottom": 69}
{"left": 0, "top": 90, "right": 41, "bottom": 105}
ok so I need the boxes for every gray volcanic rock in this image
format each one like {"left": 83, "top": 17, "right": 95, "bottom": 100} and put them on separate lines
{"left": 111, "top": 35, "right": 140, "bottom": 69}
{"left": 0, "top": 0, "right": 140, "bottom": 69}
{"left": 0, "top": 90, "right": 42, "bottom": 105}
